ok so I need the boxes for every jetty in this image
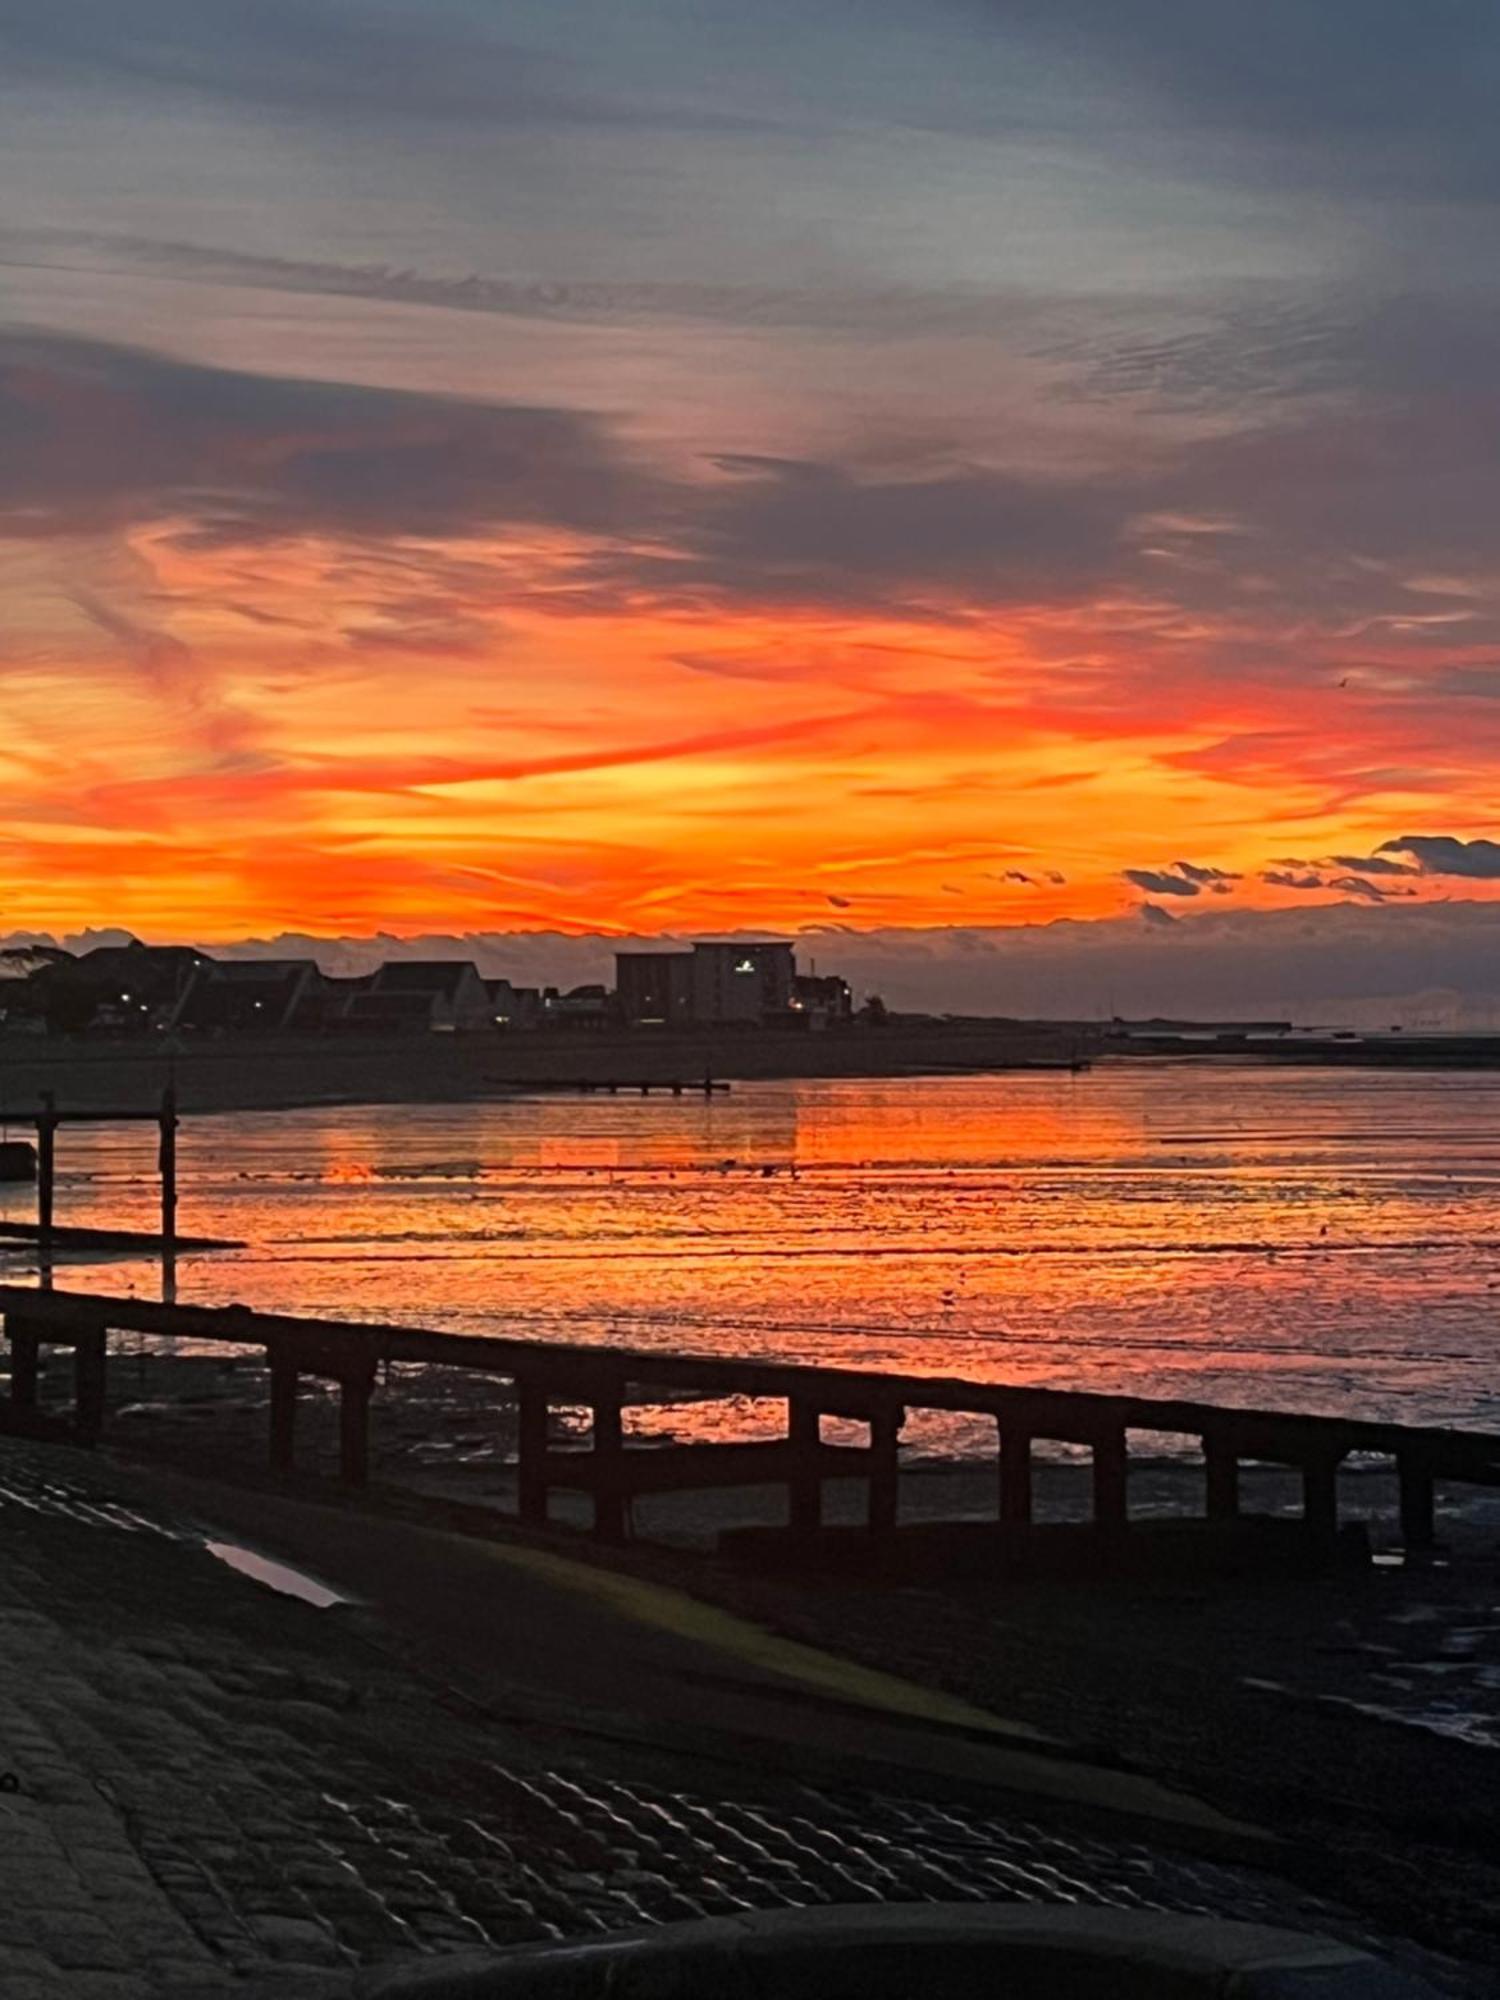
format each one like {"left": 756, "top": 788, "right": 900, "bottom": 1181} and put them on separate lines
{"left": 487, "top": 1077, "right": 729, "bottom": 1097}
{"left": 1, "top": 1284, "right": 1496, "bottom": 1556}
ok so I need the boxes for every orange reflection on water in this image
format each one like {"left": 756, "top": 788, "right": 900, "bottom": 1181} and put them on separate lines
{"left": 8, "top": 1067, "right": 1500, "bottom": 1440}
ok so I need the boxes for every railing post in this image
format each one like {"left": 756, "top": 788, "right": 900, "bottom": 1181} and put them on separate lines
{"left": 1092, "top": 1426, "right": 1128, "bottom": 1535}
{"left": 36, "top": 1096, "right": 56, "bottom": 1289}
{"left": 1204, "top": 1435, "right": 1239, "bottom": 1520}
{"left": 516, "top": 1378, "right": 549, "bottom": 1525}
{"left": 269, "top": 1352, "right": 298, "bottom": 1471}
{"left": 1397, "top": 1454, "right": 1435, "bottom": 1550}
{"left": 159, "top": 1084, "right": 178, "bottom": 1298}
{"left": 339, "top": 1362, "right": 376, "bottom": 1487}
{"left": 999, "top": 1420, "right": 1033, "bottom": 1527}
{"left": 788, "top": 1395, "right": 822, "bottom": 1536}
{"left": 74, "top": 1323, "right": 107, "bottom": 1443}
{"left": 7, "top": 1317, "right": 39, "bottom": 1410}
{"left": 592, "top": 1381, "right": 626, "bottom": 1542}
{"left": 868, "top": 1405, "right": 902, "bottom": 1535}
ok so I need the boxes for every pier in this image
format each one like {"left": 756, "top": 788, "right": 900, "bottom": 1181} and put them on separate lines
{"left": 487, "top": 1076, "right": 730, "bottom": 1096}
{"left": 1, "top": 1284, "right": 1496, "bottom": 1555}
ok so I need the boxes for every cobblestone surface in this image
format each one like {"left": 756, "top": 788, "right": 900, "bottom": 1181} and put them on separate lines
{"left": 0, "top": 1437, "right": 1481, "bottom": 1996}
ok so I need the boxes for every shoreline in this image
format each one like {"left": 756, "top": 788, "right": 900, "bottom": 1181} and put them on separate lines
{"left": 10, "top": 1025, "right": 1500, "bottom": 1120}
{"left": 0, "top": 1024, "right": 1092, "bottom": 1116}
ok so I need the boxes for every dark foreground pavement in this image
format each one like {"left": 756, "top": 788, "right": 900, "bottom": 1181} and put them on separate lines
{"left": 0, "top": 1434, "right": 1484, "bottom": 1997}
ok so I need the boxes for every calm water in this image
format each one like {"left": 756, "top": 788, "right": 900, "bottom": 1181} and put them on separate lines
{"left": 6, "top": 1063, "right": 1500, "bottom": 1448}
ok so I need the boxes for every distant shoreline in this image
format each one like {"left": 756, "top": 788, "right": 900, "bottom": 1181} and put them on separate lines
{"left": 2, "top": 1022, "right": 1500, "bottom": 1118}
{"left": 0, "top": 1022, "right": 1090, "bottom": 1115}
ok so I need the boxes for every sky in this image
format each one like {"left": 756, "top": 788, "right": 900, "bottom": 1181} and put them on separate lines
{"left": 2, "top": 1, "right": 1500, "bottom": 1013}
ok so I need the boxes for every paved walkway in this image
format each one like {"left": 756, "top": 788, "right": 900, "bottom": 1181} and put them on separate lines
{"left": 0, "top": 1437, "right": 1480, "bottom": 1996}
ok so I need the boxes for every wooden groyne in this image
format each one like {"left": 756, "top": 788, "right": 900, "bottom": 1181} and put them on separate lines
{"left": 2, "top": 1284, "right": 1497, "bottom": 1554}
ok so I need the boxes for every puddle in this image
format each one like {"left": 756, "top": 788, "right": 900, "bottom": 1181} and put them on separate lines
{"left": 0, "top": 1467, "right": 351, "bottom": 1609}
{"left": 203, "top": 1540, "right": 348, "bottom": 1609}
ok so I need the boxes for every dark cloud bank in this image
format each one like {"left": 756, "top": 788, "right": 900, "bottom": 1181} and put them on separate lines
{"left": 9, "top": 319, "right": 1500, "bottom": 634}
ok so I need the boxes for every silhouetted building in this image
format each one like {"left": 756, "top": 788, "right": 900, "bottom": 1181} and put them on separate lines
{"left": 691, "top": 941, "right": 795, "bottom": 1025}
{"left": 484, "top": 978, "right": 542, "bottom": 1029}
{"left": 26, "top": 942, "right": 209, "bottom": 1035}
{"left": 0, "top": 947, "right": 73, "bottom": 1031}
{"left": 613, "top": 941, "right": 816, "bottom": 1027}
{"left": 553, "top": 982, "right": 611, "bottom": 1025}
{"left": 790, "top": 972, "right": 853, "bottom": 1028}
{"left": 340, "top": 960, "right": 493, "bottom": 1033}
{"left": 615, "top": 951, "right": 695, "bottom": 1027}
{"left": 170, "top": 959, "right": 328, "bottom": 1034}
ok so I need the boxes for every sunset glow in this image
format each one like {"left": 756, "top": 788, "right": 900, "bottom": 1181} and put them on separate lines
{"left": 3, "top": 2, "right": 1500, "bottom": 971}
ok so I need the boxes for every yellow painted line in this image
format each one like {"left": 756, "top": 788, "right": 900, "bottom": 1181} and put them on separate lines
{"left": 483, "top": 1539, "right": 1056, "bottom": 1743}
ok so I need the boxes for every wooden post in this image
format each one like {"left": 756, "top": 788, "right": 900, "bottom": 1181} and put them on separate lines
{"left": 7, "top": 1317, "right": 39, "bottom": 1410}
{"left": 1397, "top": 1454, "right": 1435, "bottom": 1550}
{"left": 339, "top": 1363, "right": 376, "bottom": 1487}
{"left": 74, "top": 1324, "right": 107, "bottom": 1443}
{"left": 1092, "top": 1426, "right": 1129, "bottom": 1535}
{"left": 516, "top": 1378, "right": 549, "bottom": 1525}
{"left": 269, "top": 1354, "right": 298, "bottom": 1470}
{"left": 788, "top": 1395, "right": 822, "bottom": 1536}
{"left": 591, "top": 1380, "right": 626, "bottom": 1542}
{"left": 868, "top": 1405, "right": 902, "bottom": 1535}
{"left": 1204, "top": 1436, "right": 1240, "bottom": 1520}
{"left": 999, "top": 1420, "right": 1033, "bottom": 1527}
{"left": 158, "top": 1084, "right": 178, "bottom": 1297}
{"left": 36, "top": 1095, "right": 56, "bottom": 1288}
{"left": 1302, "top": 1452, "right": 1341, "bottom": 1542}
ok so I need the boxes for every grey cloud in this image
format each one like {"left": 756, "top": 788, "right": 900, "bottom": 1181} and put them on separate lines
{"left": 1139, "top": 903, "right": 1177, "bottom": 928}
{"left": 1380, "top": 835, "right": 1500, "bottom": 879}
{"left": 7, "top": 317, "right": 1499, "bottom": 636}
{"left": 0, "top": 329, "right": 639, "bottom": 546}
{"left": 0, "top": 229, "right": 1069, "bottom": 340}
{"left": 0, "top": 0, "right": 759, "bottom": 133}
{"left": 1123, "top": 860, "right": 1239, "bottom": 900}
{"left": 1174, "top": 861, "right": 1240, "bottom": 890}
{"left": 1326, "top": 875, "right": 1411, "bottom": 904}
{"left": 1123, "top": 868, "right": 1200, "bottom": 898}
{"left": 993, "top": 0, "right": 1500, "bottom": 200}
{"left": 0, "top": 330, "right": 1129, "bottom": 613}
{"left": 654, "top": 454, "right": 1126, "bottom": 607}
{"left": 1262, "top": 871, "right": 1326, "bottom": 891}
{"left": 1329, "top": 853, "right": 1419, "bottom": 877}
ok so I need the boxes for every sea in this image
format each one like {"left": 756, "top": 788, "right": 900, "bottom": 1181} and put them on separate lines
{"left": 5, "top": 1061, "right": 1500, "bottom": 1460}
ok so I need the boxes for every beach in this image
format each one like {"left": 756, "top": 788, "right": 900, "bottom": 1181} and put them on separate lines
{"left": 3, "top": 1060, "right": 1500, "bottom": 1986}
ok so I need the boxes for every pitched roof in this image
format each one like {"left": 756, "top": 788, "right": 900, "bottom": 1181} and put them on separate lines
{"left": 373, "top": 960, "right": 480, "bottom": 997}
